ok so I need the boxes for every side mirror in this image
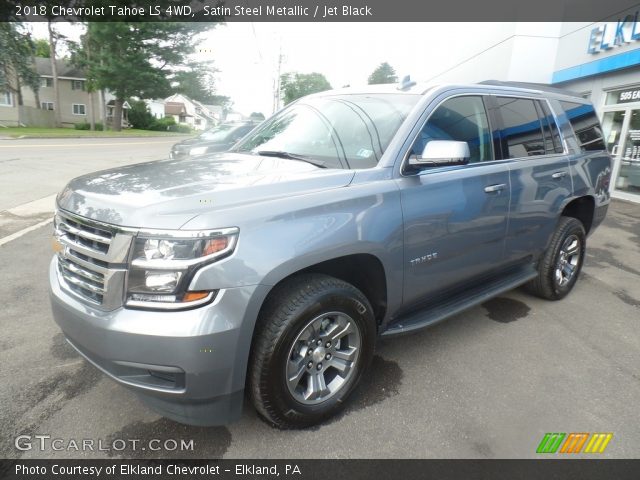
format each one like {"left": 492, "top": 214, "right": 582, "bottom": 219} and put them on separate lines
{"left": 409, "top": 140, "right": 470, "bottom": 167}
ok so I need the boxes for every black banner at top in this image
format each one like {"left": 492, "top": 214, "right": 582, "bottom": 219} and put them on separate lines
{"left": 2, "top": 0, "right": 640, "bottom": 22}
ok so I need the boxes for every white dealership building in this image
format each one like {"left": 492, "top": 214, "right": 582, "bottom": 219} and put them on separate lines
{"left": 425, "top": 12, "right": 640, "bottom": 203}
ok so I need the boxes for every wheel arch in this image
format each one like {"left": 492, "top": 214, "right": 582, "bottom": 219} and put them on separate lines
{"left": 561, "top": 195, "right": 595, "bottom": 235}
{"left": 260, "top": 253, "right": 389, "bottom": 328}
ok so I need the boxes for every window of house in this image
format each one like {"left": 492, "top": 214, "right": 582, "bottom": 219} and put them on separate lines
{"left": 41, "top": 77, "right": 53, "bottom": 88}
{"left": 0, "top": 92, "right": 11, "bottom": 106}
{"left": 72, "top": 104, "right": 86, "bottom": 115}
{"left": 41, "top": 102, "right": 54, "bottom": 110}
{"left": 495, "top": 97, "right": 545, "bottom": 158}
{"left": 410, "top": 95, "right": 494, "bottom": 163}
{"left": 71, "top": 80, "right": 85, "bottom": 91}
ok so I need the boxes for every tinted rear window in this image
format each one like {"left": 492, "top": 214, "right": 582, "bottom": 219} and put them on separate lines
{"left": 537, "top": 101, "right": 564, "bottom": 154}
{"left": 496, "top": 97, "right": 545, "bottom": 158}
{"left": 559, "top": 101, "right": 606, "bottom": 152}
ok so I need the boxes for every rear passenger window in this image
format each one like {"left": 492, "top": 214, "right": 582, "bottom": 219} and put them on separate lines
{"left": 537, "top": 101, "right": 564, "bottom": 154}
{"left": 559, "top": 101, "right": 606, "bottom": 152}
{"left": 495, "top": 97, "right": 545, "bottom": 158}
{"left": 411, "top": 96, "right": 493, "bottom": 163}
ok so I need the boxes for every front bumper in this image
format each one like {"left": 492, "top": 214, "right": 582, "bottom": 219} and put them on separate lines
{"left": 49, "top": 258, "right": 268, "bottom": 425}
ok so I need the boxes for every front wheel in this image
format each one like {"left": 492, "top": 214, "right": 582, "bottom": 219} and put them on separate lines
{"left": 248, "top": 273, "right": 376, "bottom": 429}
{"left": 525, "top": 216, "right": 586, "bottom": 300}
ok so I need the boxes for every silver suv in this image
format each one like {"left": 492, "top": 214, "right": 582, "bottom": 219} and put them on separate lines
{"left": 50, "top": 81, "right": 612, "bottom": 428}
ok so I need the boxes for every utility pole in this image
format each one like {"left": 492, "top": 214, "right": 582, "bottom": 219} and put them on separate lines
{"left": 273, "top": 46, "right": 283, "bottom": 114}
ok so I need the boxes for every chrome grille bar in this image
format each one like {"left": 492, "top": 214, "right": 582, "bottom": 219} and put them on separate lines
{"left": 59, "top": 267, "right": 105, "bottom": 294}
{"left": 58, "top": 257, "right": 104, "bottom": 285}
{"left": 54, "top": 210, "right": 132, "bottom": 311}
{"left": 57, "top": 220, "right": 112, "bottom": 246}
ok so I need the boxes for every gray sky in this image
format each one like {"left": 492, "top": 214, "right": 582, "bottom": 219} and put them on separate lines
{"left": 29, "top": 22, "right": 517, "bottom": 116}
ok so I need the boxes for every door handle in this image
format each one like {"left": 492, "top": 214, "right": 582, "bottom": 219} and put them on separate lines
{"left": 551, "top": 171, "right": 567, "bottom": 179}
{"left": 484, "top": 183, "right": 507, "bottom": 193}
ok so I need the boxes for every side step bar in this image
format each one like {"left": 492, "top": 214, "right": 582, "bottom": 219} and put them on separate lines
{"left": 381, "top": 266, "right": 537, "bottom": 337}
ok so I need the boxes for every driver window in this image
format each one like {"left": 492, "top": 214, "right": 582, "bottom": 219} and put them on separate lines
{"left": 411, "top": 96, "right": 493, "bottom": 163}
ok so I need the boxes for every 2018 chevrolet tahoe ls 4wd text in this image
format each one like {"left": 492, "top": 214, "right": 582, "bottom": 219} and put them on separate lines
{"left": 49, "top": 81, "right": 612, "bottom": 429}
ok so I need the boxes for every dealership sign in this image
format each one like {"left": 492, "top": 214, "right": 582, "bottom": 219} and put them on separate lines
{"left": 588, "top": 12, "right": 640, "bottom": 54}
{"left": 617, "top": 88, "right": 640, "bottom": 103}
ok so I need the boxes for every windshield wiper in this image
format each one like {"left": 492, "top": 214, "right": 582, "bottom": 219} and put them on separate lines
{"left": 255, "top": 150, "right": 327, "bottom": 168}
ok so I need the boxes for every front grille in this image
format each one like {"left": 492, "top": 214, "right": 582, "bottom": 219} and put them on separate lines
{"left": 56, "top": 215, "right": 112, "bottom": 254}
{"left": 58, "top": 256, "right": 105, "bottom": 304}
{"left": 54, "top": 210, "right": 133, "bottom": 311}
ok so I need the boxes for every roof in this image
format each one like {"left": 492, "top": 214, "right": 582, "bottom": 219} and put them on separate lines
{"left": 106, "top": 100, "right": 130, "bottom": 109}
{"left": 203, "top": 105, "right": 224, "bottom": 115}
{"left": 34, "top": 57, "right": 85, "bottom": 79}
{"left": 310, "top": 79, "right": 587, "bottom": 103}
{"left": 165, "top": 102, "right": 191, "bottom": 116}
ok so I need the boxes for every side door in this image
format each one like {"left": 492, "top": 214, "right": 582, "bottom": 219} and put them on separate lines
{"left": 488, "top": 95, "right": 573, "bottom": 263}
{"left": 396, "top": 94, "right": 511, "bottom": 307}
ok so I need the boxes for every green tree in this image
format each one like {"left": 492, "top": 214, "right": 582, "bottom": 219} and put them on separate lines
{"left": 249, "top": 112, "right": 265, "bottom": 121}
{"left": 367, "top": 62, "right": 398, "bottom": 85}
{"left": 75, "top": 22, "right": 211, "bottom": 131}
{"left": 33, "top": 38, "right": 50, "bottom": 58}
{"left": 0, "top": 23, "right": 40, "bottom": 110}
{"left": 47, "top": 22, "right": 65, "bottom": 127}
{"left": 280, "top": 72, "right": 332, "bottom": 105}
{"left": 127, "top": 99, "right": 155, "bottom": 130}
{"left": 208, "top": 95, "right": 233, "bottom": 111}
{"left": 172, "top": 63, "right": 219, "bottom": 104}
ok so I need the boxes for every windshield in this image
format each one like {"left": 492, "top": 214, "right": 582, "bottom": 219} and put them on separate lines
{"left": 233, "top": 94, "right": 420, "bottom": 169}
{"left": 199, "top": 124, "right": 252, "bottom": 142}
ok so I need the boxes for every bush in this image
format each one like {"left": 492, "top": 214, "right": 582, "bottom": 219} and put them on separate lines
{"left": 148, "top": 116, "right": 176, "bottom": 131}
{"left": 128, "top": 100, "right": 155, "bottom": 130}
{"left": 74, "top": 122, "right": 105, "bottom": 131}
{"left": 168, "top": 124, "right": 191, "bottom": 133}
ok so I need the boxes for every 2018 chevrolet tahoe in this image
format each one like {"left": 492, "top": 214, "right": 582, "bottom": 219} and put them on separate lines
{"left": 49, "top": 81, "right": 612, "bottom": 428}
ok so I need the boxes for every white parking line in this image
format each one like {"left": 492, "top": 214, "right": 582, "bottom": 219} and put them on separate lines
{"left": 0, "top": 140, "right": 177, "bottom": 148}
{"left": 0, "top": 218, "right": 53, "bottom": 247}
{"left": 5, "top": 194, "right": 57, "bottom": 217}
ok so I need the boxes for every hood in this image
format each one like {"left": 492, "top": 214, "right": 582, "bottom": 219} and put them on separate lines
{"left": 172, "top": 136, "right": 215, "bottom": 149}
{"left": 57, "top": 153, "right": 355, "bottom": 229}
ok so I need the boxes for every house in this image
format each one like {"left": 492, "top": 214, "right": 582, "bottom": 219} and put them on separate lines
{"left": 144, "top": 99, "right": 166, "bottom": 119}
{"left": 164, "top": 94, "right": 219, "bottom": 130}
{"left": 0, "top": 58, "right": 127, "bottom": 128}
{"left": 164, "top": 101, "right": 191, "bottom": 125}
{"left": 105, "top": 100, "right": 131, "bottom": 128}
{"left": 203, "top": 104, "right": 225, "bottom": 123}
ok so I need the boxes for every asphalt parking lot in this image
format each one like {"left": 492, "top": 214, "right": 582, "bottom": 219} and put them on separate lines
{"left": 0, "top": 138, "right": 638, "bottom": 459}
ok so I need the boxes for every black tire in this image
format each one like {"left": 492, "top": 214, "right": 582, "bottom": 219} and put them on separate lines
{"left": 248, "top": 273, "right": 376, "bottom": 429}
{"left": 525, "top": 216, "right": 586, "bottom": 300}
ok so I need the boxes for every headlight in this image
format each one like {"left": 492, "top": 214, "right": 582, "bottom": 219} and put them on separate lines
{"left": 189, "top": 146, "right": 208, "bottom": 156}
{"left": 125, "top": 228, "right": 238, "bottom": 310}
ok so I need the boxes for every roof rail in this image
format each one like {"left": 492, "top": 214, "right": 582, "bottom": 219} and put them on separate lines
{"left": 478, "top": 80, "right": 584, "bottom": 98}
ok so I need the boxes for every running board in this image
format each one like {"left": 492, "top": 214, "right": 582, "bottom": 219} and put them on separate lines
{"left": 381, "top": 266, "right": 537, "bottom": 337}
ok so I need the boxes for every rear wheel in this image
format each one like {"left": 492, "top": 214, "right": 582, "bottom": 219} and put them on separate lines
{"left": 526, "top": 216, "right": 586, "bottom": 300}
{"left": 249, "top": 273, "right": 376, "bottom": 429}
